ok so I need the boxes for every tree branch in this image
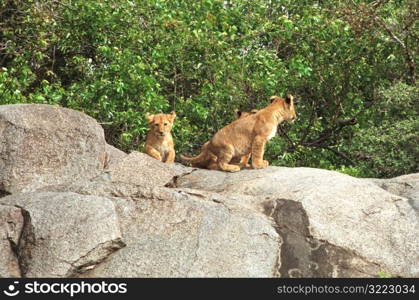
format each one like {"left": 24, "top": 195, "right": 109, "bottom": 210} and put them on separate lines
{"left": 322, "top": 146, "right": 356, "bottom": 165}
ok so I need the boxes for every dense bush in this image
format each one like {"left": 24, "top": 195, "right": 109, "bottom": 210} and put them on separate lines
{"left": 346, "top": 83, "right": 418, "bottom": 177}
{"left": 1, "top": 0, "right": 417, "bottom": 177}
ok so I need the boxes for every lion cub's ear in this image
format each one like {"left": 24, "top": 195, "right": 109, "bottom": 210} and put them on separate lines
{"left": 169, "top": 111, "right": 176, "bottom": 122}
{"left": 270, "top": 96, "right": 278, "bottom": 103}
{"left": 285, "top": 94, "right": 294, "bottom": 105}
{"left": 234, "top": 109, "right": 242, "bottom": 118}
{"left": 146, "top": 113, "right": 154, "bottom": 124}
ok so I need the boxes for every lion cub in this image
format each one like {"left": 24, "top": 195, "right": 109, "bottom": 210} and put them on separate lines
{"left": 145, "top": 112, "right": 176, "bottom": 163}
{"left": 181, "top": 95, "right": 296, "bottom": 172}
{"left": 181, "top": 109, "right": 258, "bottom": 169}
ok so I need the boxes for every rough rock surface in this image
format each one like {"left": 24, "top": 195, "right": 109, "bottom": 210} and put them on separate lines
{"left": 0, "top": 104, "right": 106, "bottom": 193}
{"left": 79, "top": 187, "right": 279, "bottom": 277}
{"left": 44, "top": 157, "right": 279, "bottom": 277}
{"left": 104, "top": 144, "right": 127, "bottom": 169}
{"left": 44, "top": 151, "right": 195, "bottom": 197}
{"left": 0, "top": 205, "right": 30, "bottom": 277}
{"left": 104, "top": 151, "right": 182, "bottom": 187}
{"left": 1, "top": 104, "right": 418, "bottom": 278}
{"left": 0, "top": 192, "right": 124, "bottom": 277}
{"left": 176, "top": 167, "right": 419, "bottom": 277}
{"left": 367, "top": 173, "right": 419, "bottom": 212}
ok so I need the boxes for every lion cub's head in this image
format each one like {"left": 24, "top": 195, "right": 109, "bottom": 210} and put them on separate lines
{"left": 146, "top": 112, "right": 176, "bottom": 137}
{"left": 270, "top": 94, "right": 297, "bottom": 122}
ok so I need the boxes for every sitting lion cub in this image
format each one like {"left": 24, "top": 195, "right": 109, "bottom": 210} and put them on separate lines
{"left": 145, "top": 112, "right": 176, "bottom": 163}
{"left": 181, "top": 109, "right": 258, "bottom": 169}
{"left": 181, "top": 95, "right": 296, "bottom": 172}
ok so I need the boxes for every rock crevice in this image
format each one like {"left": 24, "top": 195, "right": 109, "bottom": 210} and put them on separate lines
{"left": 264, "top": 199, "right": 383, "bottom": 277}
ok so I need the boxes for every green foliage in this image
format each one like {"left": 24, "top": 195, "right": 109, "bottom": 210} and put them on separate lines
{"left": 345, "top": 83, "right": 419, "bottom": 177}
{"left": 1, "top": 0, "right": 417, "bottom": 177}
{"left": 377, "top": 271, "right": 392, "bottom": 278}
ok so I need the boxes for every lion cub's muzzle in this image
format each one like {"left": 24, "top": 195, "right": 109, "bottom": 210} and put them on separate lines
{"left": 287, "top": 115, "right": 296, "bottom": 123}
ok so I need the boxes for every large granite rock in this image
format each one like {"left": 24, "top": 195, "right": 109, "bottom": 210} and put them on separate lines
{"left": 1, "top": 104, "right": 417, "bottom": 278}
{"left": 44, "top": 160, "right": 278, "bottom": 277}
{"left": 0, "top": 192, "right": 125, "bottom": 277}
{"left": 367, "top": 173, "right": 419, "bottom": 211}
{"left": 79, "top": 187, "right": 279, "bottom": 277}
{"left": 0, "top": 104, "right": 106, "bottom": 193}
{"left": 176, "top": 167, "right": 419, "bottom": 277}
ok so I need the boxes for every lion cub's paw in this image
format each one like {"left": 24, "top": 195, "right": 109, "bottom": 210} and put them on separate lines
{"left": 221, "top": 164, "right": 241, "bottom": 172}
{"left": 252, "top": 160, "right": 269, "bottom": 169}
{"left": 228, "top": 165, "right": 241, "bottom": 172}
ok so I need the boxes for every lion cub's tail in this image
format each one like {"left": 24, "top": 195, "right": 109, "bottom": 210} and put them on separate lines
{"left": 180, "top": 142, "right": 213, "bottom": 165}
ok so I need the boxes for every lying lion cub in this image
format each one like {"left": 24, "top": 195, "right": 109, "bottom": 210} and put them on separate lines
{"left": 145, "top": 112, "right": 176, "bottom": 163}
{"left": 181, "top": 95, "right": 296, "bottom": 172}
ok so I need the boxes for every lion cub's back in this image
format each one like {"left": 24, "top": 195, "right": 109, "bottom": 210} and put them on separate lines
{"left": 211, "top": 114, "right": 256, "bottom": 155}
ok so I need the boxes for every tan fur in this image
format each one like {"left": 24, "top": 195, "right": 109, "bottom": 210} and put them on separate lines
{"left": 181, "top": 95, "right": 296, "bottom": 172}
{"left": 231, "top": 109, "right": 259, "bottom": 167}
{"left": 181, "top": 109, "right": 259, "bottom": 169}
{"left": 145, "top": 112, "right": 176, "bottom": 163}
